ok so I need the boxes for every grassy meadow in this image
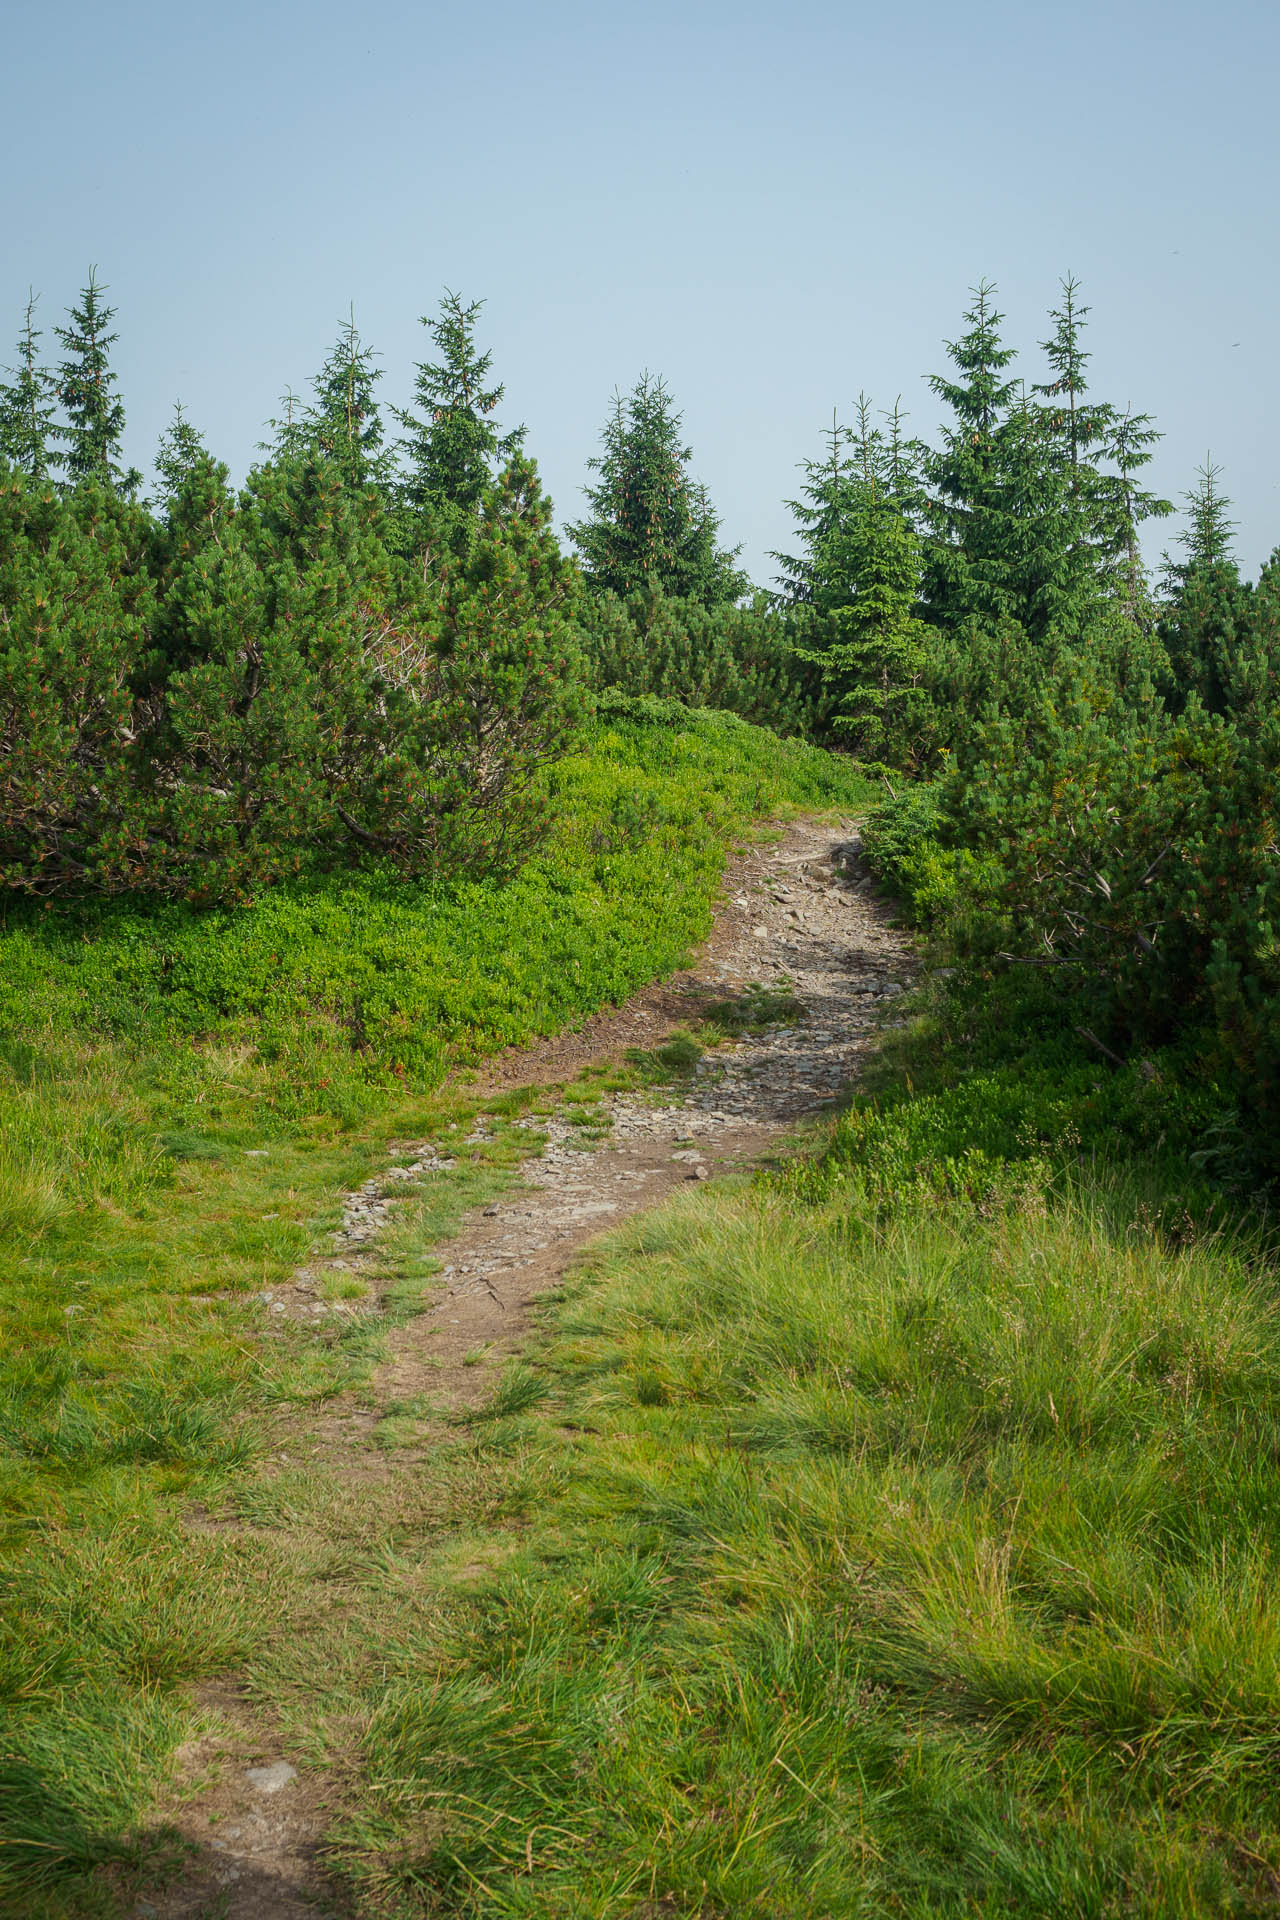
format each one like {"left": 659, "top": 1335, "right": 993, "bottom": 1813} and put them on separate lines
{"left": 0, "top": 705, "right": 872, "bottom": 1914}
{"left": 324, "top": 990, "right": 1280, "bottom": 1919}
{"left": 6, "top": 698, "right": 1280, "bottom": 1919}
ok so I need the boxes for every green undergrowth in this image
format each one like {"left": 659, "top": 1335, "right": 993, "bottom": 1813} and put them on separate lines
{"left": 0, "top": 709, "right": 873, "bottom": 1914}
{"left": 0, "top": 706, "right": 865, "bottom": 1127}
{"left": 318, "top": 976, "right": 1280, "bottom": 1918}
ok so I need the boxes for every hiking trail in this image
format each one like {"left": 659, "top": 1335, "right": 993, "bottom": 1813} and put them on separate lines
{"left": 131, "top": 816, "right": 912, "bottom": 1919}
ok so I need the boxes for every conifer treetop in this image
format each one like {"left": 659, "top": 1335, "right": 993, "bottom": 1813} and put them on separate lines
{"left": 152, "top": 402, "right": 212, "bottom": 507}
{"left": 0, "top": 290, "right": 60, "bottom": 484}
{"left": 55, "top": 268, "right": 140, "bottom": 493}
{"left": 308, "top": 309, "right": 388, "bottom": 490}
{"left": 396, "top": 291, "right": 523, "bottom": 524}
{"left": 569, "top": 371, "right": 746, "bottom": 607}
{"left": 1183, "top": 458, "right": 1237, "bottom": 570}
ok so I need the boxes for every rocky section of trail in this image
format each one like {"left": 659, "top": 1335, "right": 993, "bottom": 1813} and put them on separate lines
{"left": 378, "top": 818, "right": 912, "bottom": 1416}
{"left": 133, "top": 816, "right": 912, "bottom": 1920}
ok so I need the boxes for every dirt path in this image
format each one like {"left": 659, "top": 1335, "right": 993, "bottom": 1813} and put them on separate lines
{"left": 132, "top": 817, "right": 911, "bottom": 1919}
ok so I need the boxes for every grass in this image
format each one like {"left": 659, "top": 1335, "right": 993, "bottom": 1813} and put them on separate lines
{"left": 310, "top": 980, "right": 1280, "bottom": 1918}
{"left": 22, "top": 701, "right": 1278, "bottom": 1915}
{"left": 0, "top": 708, "right": 873, "bottom": 1914}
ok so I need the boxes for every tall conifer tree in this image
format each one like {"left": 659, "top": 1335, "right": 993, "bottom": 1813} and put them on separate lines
{"left": 1096, "top": 406, "right": 1171, "bottom": 620}
{"left": 569, "top": 372, "right": 746, "bottom": 606}
{"left": 924, "top": 282, "right": 1102, "bottom": 638}
{"left": 1034, "top": 277, "right": 1112, "bottom": 479}
{"left": 1176, "top": 459, "right": 1237, "bottom": 574}
{"left": 396, "top": 291, "right": 521, "bottom": 532}
{"left": 55, "top": 269, "right": 139, "bottom": 492}
{"left": 921, "top": 281, "right": 1023, "bottom": 629}
{"left": 780, "top": 396, "right": 930, "bottom": 763}
{"left": 308, "top": 309, "right": 388, "bottom": 491}
{"left": 261, "top": 387, "right": 311, "bottom": 465}
{"left": 772, "top": 411, "right": 851, "bottom": 606}
{"left": 152, "top": 402, "right": 210, "bottom": 505}
{"left": 1033, "top": 276, "right": 1171, "bottom": 625}
{"left": 1159, "top": 462, "right": 1244, "bottom": 711}
{"left": 0, "top": 292, "right": 59, "bottom": 483}
{"left": 883, "top": 398, "right": 927, "bottom": 517}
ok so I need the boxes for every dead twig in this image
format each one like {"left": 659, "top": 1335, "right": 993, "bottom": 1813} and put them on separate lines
{"left": 1075, "top": 1025, "right": 1125, "bottom": 1068}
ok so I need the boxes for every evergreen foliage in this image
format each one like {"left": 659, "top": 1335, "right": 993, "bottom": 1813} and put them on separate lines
{"left": 54, "top": 270, "right": 140, "bottom": 494}
{"left": 779, "top": 398, "right": 933, "bottom": 764}
{"left": 1034, "top": 276, "right": 1110, "bottom": 478}
{"left": 0, "top": 293, "right": 59, "bottom": 483}
{"left": 151, "top": 402, "right": 211, "bottom": 507}
{"left": 1155, "top": 473, "right": 1280, "bottom": 723}
{"left": 261, "top": 386, "right": 311, "bottom": 465}
{"left": 569, "top": 373, "right": 747, "bottom": 607}
{"left": 258, "top": 316, "right": 387, "bottom": 489}
{"left": 147, "top": 411, "right": 236, "bottom": 616}
{"left": 1095, "top": 405, "right": 1171, "bottom": 620}
{"left": 578, "top": 582, "right": 820, "bottom": 734}
{"left": 396, "top": 291, "right": 521, "bottom": 542}
{"left": 1172, "top": 458, "right": 1238, "bottom": 576}
{"left": 307, "top": 310, "right": 389, "bottom": 490}
{"left": 772, "top": 411, "right": 855, "bottom": 609}
{"left": 9, "top": 256, "right": 1280, "bottom": 1179}
{"left": 917, "top": 280, "right": 1171, "bottom": 642}
{"left": 0, "top": 465, "right": 155, "bottom": 892}
{"left": 0, "top": 446, "right": 582, "bottom": 899}
{"left": 921, "top": 280, "right": 1027, "bottom": 631}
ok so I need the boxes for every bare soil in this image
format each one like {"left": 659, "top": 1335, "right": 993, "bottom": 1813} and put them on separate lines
{"left": 129, "top": 817, "right": 911, "bottom": 1919}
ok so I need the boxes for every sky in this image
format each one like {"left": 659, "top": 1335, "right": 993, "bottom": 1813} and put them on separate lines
{"left": 4, "top": 0, "right": 1278, "bottom": 582}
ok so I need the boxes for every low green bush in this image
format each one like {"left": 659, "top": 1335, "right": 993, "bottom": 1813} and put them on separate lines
{"left": 579, "top": 583, "right": 824, "bottom": 736}
{"left": 0, "top": 452, "right": 582, "bottom": 900}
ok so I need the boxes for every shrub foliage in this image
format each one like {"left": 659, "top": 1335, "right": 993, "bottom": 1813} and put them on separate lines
{"left": 0, "top": 452, "right": 581, "bottom": 899}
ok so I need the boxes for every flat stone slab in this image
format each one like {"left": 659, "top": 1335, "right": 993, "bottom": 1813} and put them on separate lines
{"left": 244, "top": 1761, "right": 298, "bottom": 1794}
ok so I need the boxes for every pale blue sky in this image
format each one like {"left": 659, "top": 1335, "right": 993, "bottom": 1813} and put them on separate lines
{"left": 5, "top": 0, "right": 1277, "bottom": 581}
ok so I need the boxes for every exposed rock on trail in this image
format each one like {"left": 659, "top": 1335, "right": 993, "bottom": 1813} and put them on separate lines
{"left": 133, "top": 816, "right": 911, "bottom": 1920}
{"left": 375, "top": 818, "right": 912, "bottom": 1420}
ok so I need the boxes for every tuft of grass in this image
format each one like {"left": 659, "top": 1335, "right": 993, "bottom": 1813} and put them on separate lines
{"left": 470, "top": 1364, "right": 553, "bottom": 1423}
{"left": 624, "top": 1031, "right": 705, "bottom": 1082}
{"left": 703, "top": 983, "right": 807, "bottom": 1036}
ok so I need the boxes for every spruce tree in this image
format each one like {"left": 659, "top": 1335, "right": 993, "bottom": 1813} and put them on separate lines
{"left": 1158, "top": 461, "right": 1242, "bottom": 710}
{"left": 1034, "top": 276, "right": 1112, "bottom": 479}
{"left": 1033, "top": 277, "right": 1172, "bottom": 624}
{"left": 55, "top": 270, "right": 140, "bottom": 493}
{"left": 921, "top": 281, "right": 1023, "bottom": 630}
{"left": 1000, "top": 382, "right": 1099, "bottom": 635}
{"left": 882, "top": 398, "right": 928, "bottom": 518}
{"left": 1095, "top": 406, "right": 1171, "bottom": 621}
{"left": 0, "top": 292, "right": 59, "bottom": 483}
{"left": 924, "top": 284, "right": 1091, "bottom": 639}
{"left": 569, "top": 372, "right": 746, "bottom": 606}
{"left": 781, "top": 396, "right": 932, "bottom": 764}
{"left": 776, "top": 397, "right": 928, "bottom": 611}
{"left": 308, "top": 309, "right": 388, "bottom": 491}
{"left": 772, "top": 411, "right": 851, "bottom": 606}
{"left": 152, "top": 402, "right": 210, "bottom": 505}
{"left": 147, "top": 404, "right": 236, "bottom": 620}
{"left": 1178, "top": 459, "right": 1237, "bottom": 573}
{"left": 798, "top": 490, "right": 932, "bottom": 765}
{"left": 396, "top": 291, "right": 521, "bottom": 535}
{"left": 261, "top": 387, "right": 311, "bottom": 465}
{"left": 1032, "top": 276, "right": 1114, "bottom": 600}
